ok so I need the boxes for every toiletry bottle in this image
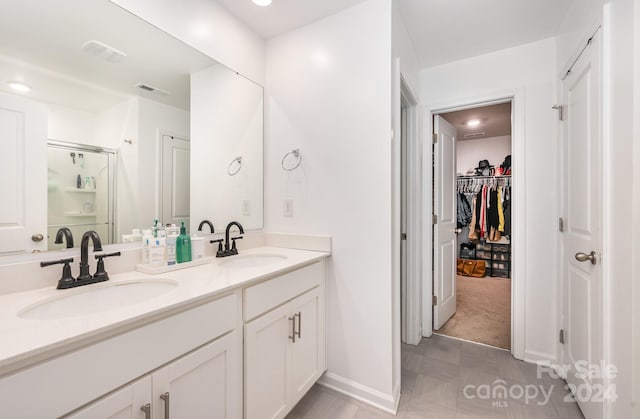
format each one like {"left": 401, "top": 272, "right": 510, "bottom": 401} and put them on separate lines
{"left": 149, "top": 236, "right": 166, "bottom": 266}
{"left": 152, "top": 219, "right": 166, "bottom": 238}
{"left": 166, "top": 224, "right": 179, "bottom": 266}
{"left": 176, "top": 221, "right": 192, "bottom": 263}
{"left": 76, "top": 174, "right": 82, "bottom": 189}
{"left": 131, "top": 228, "right": 142, "bottom": 242}
{"left": 191, "top": 233, "right": 205, "bottom": 260}
{"left": 141, "top": 229, "right": 153, "bottom": 264}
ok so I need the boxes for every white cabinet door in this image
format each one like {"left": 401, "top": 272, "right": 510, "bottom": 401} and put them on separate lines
{"left": 245, "top": 303, "right": 291, "bottom": 419}
{"left": 290, "top": 288, "right": 324, "bottom": 406}
{"left": 65, "top": 376, "right": 151, "bottom": 419}
{"left": 152, "top": 332, "right": 240, "bottom": 419}
{"left": 0, "top": 91, "right": 47, "bottom": 255}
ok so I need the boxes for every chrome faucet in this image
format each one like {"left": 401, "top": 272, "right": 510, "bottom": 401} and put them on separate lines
{"left": 54, "top": 227, "right": 74, "bottom": 248}
{"left": 78, "top": 231, "right": 103, "bottom": 281}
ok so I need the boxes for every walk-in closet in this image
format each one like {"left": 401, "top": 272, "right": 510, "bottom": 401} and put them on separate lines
{"left": 435, "top": 102, "right": 513, "bottom": 350}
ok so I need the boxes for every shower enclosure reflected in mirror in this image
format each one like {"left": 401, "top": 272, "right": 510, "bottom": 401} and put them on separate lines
{"left": 0, "top": 0, "right": 263, "bottom": 255}
{"left": 47, "top": 142, "right": 116, "bottom": 248}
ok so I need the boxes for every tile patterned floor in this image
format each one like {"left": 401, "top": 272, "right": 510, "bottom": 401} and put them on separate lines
{"left": 287, "top": 334, "right": 585, "bottom": 418}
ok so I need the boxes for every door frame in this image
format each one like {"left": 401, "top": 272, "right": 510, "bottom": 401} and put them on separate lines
{"left": 422, "top": 89, "right": 526, "bottom": 360}
{"left": 400, "top": 76, "right": 421, "bottom": 345}
{"left": 158, "top": 129, "right": 189, "bottom": 226}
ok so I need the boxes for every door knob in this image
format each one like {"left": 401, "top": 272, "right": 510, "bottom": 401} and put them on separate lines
{"left": 454, "top": 228, "right": 463, "bottom": 234}
{"left": 575, "top": 251, "right": 597, "bottom": 265}
{"left": 31, "top": 234, "right": 44, "bottom": 242}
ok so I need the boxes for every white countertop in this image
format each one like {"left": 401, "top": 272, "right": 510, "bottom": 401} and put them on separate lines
{"left": 0, "top": 246, "right": 329, "bottom": 377}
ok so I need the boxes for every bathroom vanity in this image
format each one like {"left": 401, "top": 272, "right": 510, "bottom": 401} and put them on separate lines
{"left": 0, "top": 247, "right": 328, "bottom": 418}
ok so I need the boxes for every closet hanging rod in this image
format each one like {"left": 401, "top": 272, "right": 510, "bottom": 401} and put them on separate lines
{"left": 457, "top": 175, "right": 511, "bottom": 179}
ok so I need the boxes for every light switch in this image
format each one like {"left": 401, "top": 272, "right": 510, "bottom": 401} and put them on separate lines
{"left": 242, "top": 200, "right": 251, "bottom": 216}
{"left": 283, "top": 199, "right": 293, "bottom": 217}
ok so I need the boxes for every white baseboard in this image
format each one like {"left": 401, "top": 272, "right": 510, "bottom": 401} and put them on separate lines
{"left": 317, "top": 372, "right": 399, "bottom": 414}
{"left": 524, "top": 349, "right": 557, "bottom": 365}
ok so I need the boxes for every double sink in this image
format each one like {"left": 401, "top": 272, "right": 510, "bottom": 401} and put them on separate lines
{"left": 18, "top": 253, "right": 288, "bottom": 321}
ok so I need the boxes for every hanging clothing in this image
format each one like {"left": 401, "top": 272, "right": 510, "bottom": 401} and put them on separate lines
{"left": 503, "top": 187, "right": 512, "bottom": 236}
{"left": 468, "top": 195, "right": 478, "bottom": 240}
{"left": 498, "top": 188, "right": 505, "bottom": 233}
{"left": 457, "top": 192, "right": 472, "bottom": 228}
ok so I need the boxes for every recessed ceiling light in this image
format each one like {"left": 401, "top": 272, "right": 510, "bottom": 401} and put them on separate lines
{"left": 7, "top": 81, "right": 31, "bottom": 93}
{"left": 466, "top": 119, "right": 481, "bottom": 128}
{"left": 252, "top": 0, "right": 272, "bottom": 6}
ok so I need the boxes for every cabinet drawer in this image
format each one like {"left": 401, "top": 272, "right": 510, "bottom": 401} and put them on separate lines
{"left": 492, "top": 252, "right": 510, "bottom": 261}
{"left": 476, "top": 243, "right": 492, "bottom": 251}
{"left": 492, "top": 244, "right": 510, "bottom": 253}
{"left": 244, "top": 262, "right": 323, "bottom": 321}
{"left": 491, "top": 269, "right": 510, "bottom": 278}
{"left": 491, "top": 261, "right": 510, "bottom": 270}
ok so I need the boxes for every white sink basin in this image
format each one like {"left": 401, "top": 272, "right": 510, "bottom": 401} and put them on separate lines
{"left": 220, "top": 253, "right": 288, "bottom": 269}
{"left": 18, "top": 279, "right": 178, "bottom": 320}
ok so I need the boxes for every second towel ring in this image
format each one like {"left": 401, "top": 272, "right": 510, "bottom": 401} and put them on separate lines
{"left": 227, "top": 156, "right": 242, "bottom": 176}
{"left": 281, "top": 149, "right": 302, "bottom": 171}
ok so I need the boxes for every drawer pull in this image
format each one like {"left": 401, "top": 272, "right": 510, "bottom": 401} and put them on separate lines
{"left": 294, "top": 312, "right": 302, "bottom": 339}
{"left": 288, "top": 316, "right": 296, "bottom": 343}
{"left": 160, "top": 392, "right": 170, "bottom": 419}
{"left": 140, "top": 403, "right": 151, "bottom": 419}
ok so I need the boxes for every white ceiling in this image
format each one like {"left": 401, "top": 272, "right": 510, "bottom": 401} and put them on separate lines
{"left": 215, "top": 0, "right": 368, "bottom": 39}
{"left": 217, "top": 1, "right": 572, "bottom": 68}
{"left": 0, "top": 0, "right": 216, "bottom": 112}
{"left": 397, "top": 0, "right": 573, "bottom": 68}
{"left": 440, "top": 102, "right": 512, "bottom": 140}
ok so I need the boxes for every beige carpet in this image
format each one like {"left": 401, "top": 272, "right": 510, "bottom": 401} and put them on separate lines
{"left": 437, "top": 275, "right": 511, "bottom": 349}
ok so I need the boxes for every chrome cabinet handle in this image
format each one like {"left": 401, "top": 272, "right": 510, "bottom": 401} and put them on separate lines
{"left": 160, "top": 392, "right": 170, "bottom": 419}
{"left": 294, "top": 312, "right": 302, "bottom": 339}
{"left": 575, "top": 251, "right": 597, "bottom": 265}
{"left": 31, "top": 234, "right": 44, "bottom": 242}
{"left": 288, "top": 316, "right": 296, "bottom": 343}
{"left": 140, "top": 403, "right": 151, "bottom": 419}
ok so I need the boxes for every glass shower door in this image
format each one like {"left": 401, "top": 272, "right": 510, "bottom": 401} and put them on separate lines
{"left": 47, "top": 142, "right": 116, "bottom": 250}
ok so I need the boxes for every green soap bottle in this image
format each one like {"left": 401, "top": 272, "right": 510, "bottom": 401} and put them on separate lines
{"left": 176, "top": 221, "right": 192, "bottom": 263}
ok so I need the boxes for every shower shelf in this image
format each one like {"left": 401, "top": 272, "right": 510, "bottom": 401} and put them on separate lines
{"left": 64, "top": 212, "right": 97, "bottom": 217}
{"left": 64, "top": 187, "right": 96, "bottom": 193}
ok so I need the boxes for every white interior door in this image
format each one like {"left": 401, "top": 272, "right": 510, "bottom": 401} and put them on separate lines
{"left": 0, "top": 91, "right": 47, "bottom": 255}
{"left": 433, "top": 115, "right": 457, "bottom": 330}
{"left": 562, "top": 31, "right": 603, "bottom": 419}
{"left": 161, "top": 135, "right": 190, "bottom": 227}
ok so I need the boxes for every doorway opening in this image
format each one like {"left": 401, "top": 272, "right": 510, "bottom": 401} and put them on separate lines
{"left": 432, "top": 101, "right": 514, "bottom": 350}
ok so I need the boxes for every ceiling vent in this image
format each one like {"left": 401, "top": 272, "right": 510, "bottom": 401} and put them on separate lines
{"left": 135, "top": 83, "right": 170, "bottom": 96}
{"left": 81, "top": 40, "right": 127, "bottom": 63}
{"left": 463, "top": 132, "right": 486, "bottom": 139}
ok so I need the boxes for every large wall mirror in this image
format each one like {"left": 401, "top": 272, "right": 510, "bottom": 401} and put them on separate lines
{"left": 0, "top": 0, "right": 263, "bottom": 256}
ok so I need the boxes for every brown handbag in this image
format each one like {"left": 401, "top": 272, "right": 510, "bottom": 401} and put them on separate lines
{"left": 457, "top": 258, "right": 486, "bottom": 278}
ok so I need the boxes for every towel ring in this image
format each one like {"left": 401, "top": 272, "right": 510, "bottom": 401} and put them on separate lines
{"left": 227, "top": 156, "right": 242, "bottom": 176}
{"left": 281, "top": 149, "right": 302, "bottom": 171}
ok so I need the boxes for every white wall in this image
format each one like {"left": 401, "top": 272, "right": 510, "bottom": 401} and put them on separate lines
{"left": 265, "top": 0, "right": 396, "bottom": 410}
{"left": 420, "top": 38, "right": 559, "bottom": 362}
{"left": 137, "top": 97, "right": 190, "bottom": 231}
{"left": 109, "top": 0, "right": 265, "bottom": 86}
{"left": 191, "top": 65, "right": 264, "bottom": 233}
{"left": 392, "top": 2, "right": 420, "bottom": 95}
{"left": 456, "top": 135, "right": 511, "bottom": 175}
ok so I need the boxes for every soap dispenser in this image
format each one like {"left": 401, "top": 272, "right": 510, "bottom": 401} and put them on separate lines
{"left": 176, "top": 221, "right": 192, "bottom": 263}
